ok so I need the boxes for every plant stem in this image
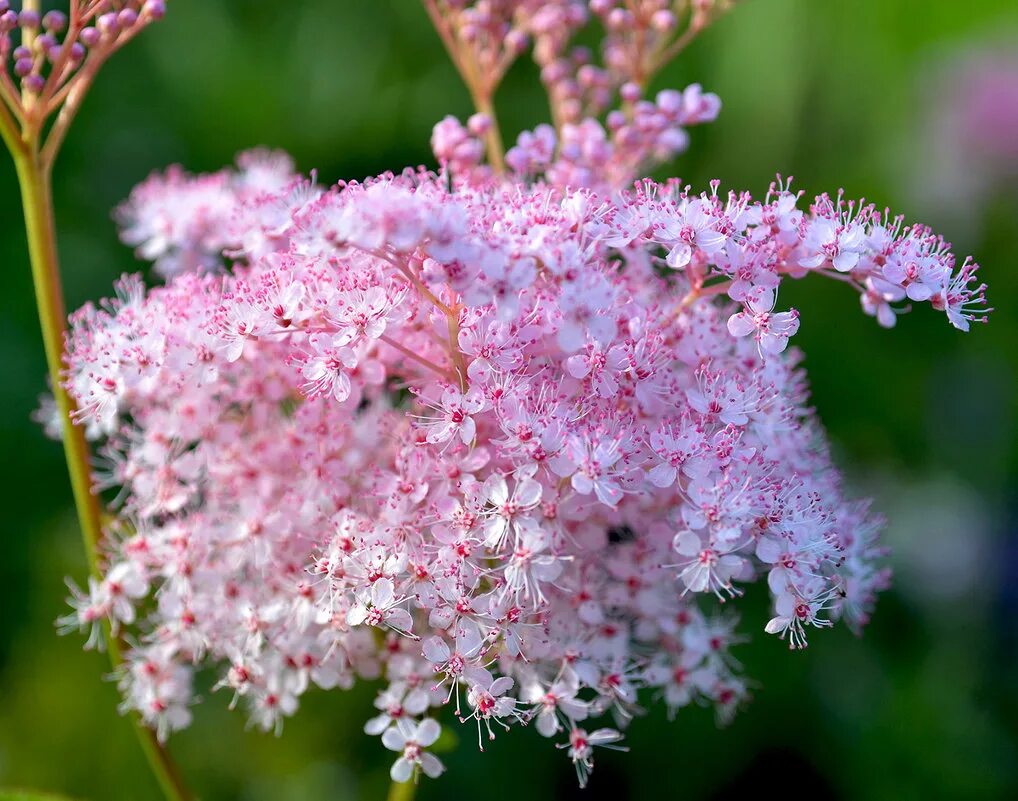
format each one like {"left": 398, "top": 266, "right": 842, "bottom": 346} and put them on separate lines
{"left": 14, "top": 153, "right": 102, "bottom": 568}
{"left": 387, "top": 781, "right": 418, "bottom": 801}
{"left": 13, "top": 148, "right": 193, "bottom": 801}
{"left": 471, "top": 91, "right": 505, "bottom": 175}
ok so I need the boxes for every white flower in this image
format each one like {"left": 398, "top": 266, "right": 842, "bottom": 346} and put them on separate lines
{"left": 347, "top": 578, "right": 413, "bottom": 634}
{"left": 382, "top": 718, "right": 445, "bottom": 782}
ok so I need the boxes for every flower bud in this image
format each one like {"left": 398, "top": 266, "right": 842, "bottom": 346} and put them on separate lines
{"left": 42, "top": 10, "right": 67, "bottom": 33}
{"left": 18, "top": 9, "right": 40, "bottom": 29}
{"left": 467, "top": 113, "right": 491, "bottom": 136}
{"left": 80, "top": 27, "right": 101, "bottom": 48}
{"left": 97, "top": 13, "right": 120, "bottom": 37}
{"left": 651, "top": 10, "right": 677, "bottom": 31}
{"left": 144, "top": 1, "right": 168, "bottom": 20}
{"left": 504, "top": 29, "right": 528, "bottom": 54}
{"left": 620, "top": 82, "right": 642, "bottom": 103}
{"left": 22, "top": 73, "right": 44, "bottom": 93}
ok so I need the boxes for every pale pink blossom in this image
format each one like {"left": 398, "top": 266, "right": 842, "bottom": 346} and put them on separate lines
{"left": 52, "top": 7, "right": 989, "bottom": 786}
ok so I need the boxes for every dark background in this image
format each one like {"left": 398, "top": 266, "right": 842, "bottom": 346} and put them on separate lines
{"left": 1, "top": 1, "right": 1016, "bottom": 799}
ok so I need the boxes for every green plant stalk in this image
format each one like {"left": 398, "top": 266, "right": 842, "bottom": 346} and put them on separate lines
{"left": 387, "top": 780, "right": 418, "bottom": 801}
{"left": 13, "top": 147, "right": 193, "bottom": 801}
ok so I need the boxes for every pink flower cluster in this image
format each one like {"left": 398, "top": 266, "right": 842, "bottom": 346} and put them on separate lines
{"left": 57, "top": 130, "right": 987, "bottom": 783}
{"left": 49, "top": 0, "right": 990, "bottom": 790}
{"left": 116, "top": 149, "right": 303, "bottom": 279}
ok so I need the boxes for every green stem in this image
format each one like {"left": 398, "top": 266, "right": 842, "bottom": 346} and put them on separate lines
{"left": 14, "top": 153, "right": 102, "bottom": 569}
{"left": 387, "top": 781, "right": 418, "bottom": 801}
{"left": 471, "top": 91, "right": 505, "bottom": 175}
{"left": 13, "top": 149, "right": 194, "bottom": 801}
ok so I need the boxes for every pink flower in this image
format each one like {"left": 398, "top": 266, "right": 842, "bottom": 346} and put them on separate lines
{"left": 560, "top": 727, "right": 628, "bottom": 789}
{"left": 727, "top": 288, "right": 800, "bottom": 355}
{"left": 672, "top": 530, "right": 747, "bottom": 599}
{"left": 383, "top": 718, "right": 445, "bottom": 782}
{"left": 300, "top": 333, "right": 357, "bottom": 401}
{"left": 347, "top": 578, "right": 413, "bottom": 634}
{"left": 327, "top": 285, "right": 397, "bottom": 343}
{"left": 565, "top": 342, "right": 629, "bottom": 398}
{"left": 418, "top": 386, "right": 488, "bottom": 446}
{"left": 552, "top": 435, "right": 626, "bottom": 507}
{"left": 521, "top": 668, "right": 589, "bottom": 737}
{"left": 481, "top": 471, "right": 543, "bottom": 551}
{"left": 464, "top": 673, "right": 519, "bottom": 746}
{"left": 883, "top": 253, "right": 950, "bottom": 302}
{"left": 659, "top": 197, "right": 728, "bottom": 269}
{"left": 860, "top": 275, "right": 905, "bottom": 328}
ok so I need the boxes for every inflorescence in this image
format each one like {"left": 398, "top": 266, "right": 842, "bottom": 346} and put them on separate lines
{"left": 0, "top": 2, "right": 164, "bottom": 133}
{"left": 49, "top": 0, "right": 989, "bottom": 788}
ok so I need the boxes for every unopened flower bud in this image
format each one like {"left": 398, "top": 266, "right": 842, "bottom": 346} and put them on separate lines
{"left": 80, "top": 27, "right": 101, "bottom": 48}
{"left": 22, "top": 73, "right": 44, "bottom": 93}
{"left": 651, "top": 10, "right": 677, "bottom": 31}
{"left": 97, "top": 13, "right": 119, "bottom": 37}
{"left": 541, "top": 61, "right": 568, "bottom": 86}
{"left": 607, "top": 8, "right": 632, "bottom": 30}
{"left": 656, "top": 89, "right": 683, "bottom": 115}
{"left": 18, "top": 9, "right": 40, "bottom": 29}
{"left": 567, "top": 5, "right": 589, "bottom": 26}
{"left": 581, "top": 66, "right": 604, "bottom": 89}
{"left": 467, "top": 113, "right": 491, "bottom": 136}
{"left": 504, "top": 29, "right": 528, "bottom": 54}
{"left": 42, "top": 10, "right": 67, "bottom": 33}
{"left": 620, "top": 81, "right": 642, "bottom": 103}
{"left": 36, "top": 33, "right": 57, "bottom": 53}
{"left": 144, "top": 1, "right": 167, "bottom": 20}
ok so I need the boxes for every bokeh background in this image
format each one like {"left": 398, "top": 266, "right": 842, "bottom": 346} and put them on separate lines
{"left": 1, "top": 1, "right": 1017, "bottom": 799}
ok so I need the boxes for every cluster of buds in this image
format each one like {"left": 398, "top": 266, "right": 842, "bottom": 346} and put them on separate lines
{"left": 506, "top": 82, "right": 720, "bottom": 189}
{"left": 430, "top": 113, "right": 492, "bottom": 179}
{"left": 589, "top": 0, "right": 734, "bottom": 86}
{"left": 528, "top": 0, "right": 734, "bottom": 126}
{"left": 0, "top": 0, "right": 164, "bottom": 157}
{"left": 423, "top": 1, "right": 562, "bottom": 102}
{"left": 425, "top": 1, "right": 733, "bottom": 128}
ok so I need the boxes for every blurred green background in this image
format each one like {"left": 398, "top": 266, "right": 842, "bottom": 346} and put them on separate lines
{"left": 1, "top": 1, "right": 1017, "bottom": 799}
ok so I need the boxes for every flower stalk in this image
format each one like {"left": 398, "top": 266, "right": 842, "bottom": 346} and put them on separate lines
{"left": 3, "top": 2, "right": 189, "bottom": 799}
{"left": 387, "top": 779, "right": 418, "bottom": 801}
{"left": 11, "top": 128, "right": 193, "bottom": 801}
